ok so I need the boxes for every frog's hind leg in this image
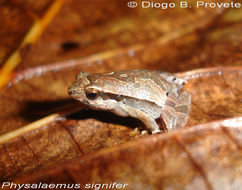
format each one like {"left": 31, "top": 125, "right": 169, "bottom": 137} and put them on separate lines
{"left": 174, "top": 91, "right": 191, "bottom": 128}
{"left": 161, "top": 91, "right": 191, "bottom": 130}
{"left": 160, "top": 94, "right": 177, "bottom": 130}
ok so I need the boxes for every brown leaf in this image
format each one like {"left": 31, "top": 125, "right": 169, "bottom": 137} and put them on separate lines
{"left": 0, "top": 1, "right": 33, "bottom": 64}
{"left": 0, "top": 0, "right": 53, "bottom": 65}
{"left": 11, "top": 0, "right": 239, "bottom": 71}
{"left": 12, "top": 117, "right": 242, "bottom": 190}
{"left": 181, "top": 67, "right": 242, "bottom": 127}
{"left": 0, "top": 66, "right": 241, "bottom": 181}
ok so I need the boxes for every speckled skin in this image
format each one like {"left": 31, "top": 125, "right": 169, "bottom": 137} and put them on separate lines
{"left": 69, "top": 70, "right": 191, "bottom": 133}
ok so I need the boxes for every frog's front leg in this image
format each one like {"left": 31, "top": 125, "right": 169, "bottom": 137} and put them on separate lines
{"left": 119, "top": 102, "right": 161, "bottom": 134}
{"left": 161, "top": 91, "right": 191, "bottom": 130}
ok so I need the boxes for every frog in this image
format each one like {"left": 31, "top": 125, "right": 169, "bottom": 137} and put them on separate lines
{"left": 68, "top": 69, "right": 191, "bottom": 134}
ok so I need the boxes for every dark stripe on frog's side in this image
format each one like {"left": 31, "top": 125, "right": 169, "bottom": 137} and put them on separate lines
{"left": 101, "top": 92, "right": 163, "bottom": 116}
{"left": 101, "top": 91, "right": 172, "bottom": 131}
{"left": 101, "top": 92, "right": 159, "bottom": 107}
{"left": 101, "top": 92, "right": 123, "bottom": 101}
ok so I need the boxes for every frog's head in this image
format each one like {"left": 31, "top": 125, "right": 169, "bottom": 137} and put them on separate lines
{"left": 68, "top": 72, "right": 90, "bottom": 100}
{"left": 68, "top": 72, "right": 120, "bottom": 110}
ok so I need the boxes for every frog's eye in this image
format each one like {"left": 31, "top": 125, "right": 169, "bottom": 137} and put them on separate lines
{"left": 86, "top": 88, "right": 100, "bottom": 100}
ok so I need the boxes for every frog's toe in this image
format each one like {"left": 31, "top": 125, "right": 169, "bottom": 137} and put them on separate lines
{"left": 133, "top": 127, "right": 139, "bottom": 131}
{"left": 141, "top": 130, "right": 149, "bottom": 135}
{"left": 151, "top": 129, "right": 161, "bottom": 134}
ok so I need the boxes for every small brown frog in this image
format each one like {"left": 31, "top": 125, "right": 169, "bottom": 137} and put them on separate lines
{"left": 69, "top": 70, "right": 191, "bottom": 134}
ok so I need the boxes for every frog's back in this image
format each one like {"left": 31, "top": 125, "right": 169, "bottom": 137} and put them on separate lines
{"left": 87, "top": 70, "right": 176, "bottom": 107}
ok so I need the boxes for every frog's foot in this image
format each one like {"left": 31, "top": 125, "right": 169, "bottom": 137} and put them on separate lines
{"left": 133, "top": 128, "right": 148, "bottom": 135}
{"left": 141, "top": 130, "right": 149, "bottom": 135}
{"left": 134, "top": 127, "right": 139, "bottom": 131}
{"left": 151, "top": 129, "right": 162, "bottom": 134}
{"left": 161, "top": 91, "right": 191, "bottom": 130}
{"left": 134, "top": 128, "right": 158, "bottom": 135}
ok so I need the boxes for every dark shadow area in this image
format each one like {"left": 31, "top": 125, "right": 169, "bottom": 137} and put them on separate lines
{"left": 19, "top": 99, "right": 144, "bottom": 129}
{"left": 19, "top": 98, "right": 77, "bottom": 122}
{"left": 61, "top": 41, "right": 80, "bottom": 51}
{"left": 67, "top": 108, "right": 144, "bottom": 129}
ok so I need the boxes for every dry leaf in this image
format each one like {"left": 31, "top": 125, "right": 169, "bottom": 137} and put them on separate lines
{"left": 12, "top": 117, "right": 242, "bottom": 190}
